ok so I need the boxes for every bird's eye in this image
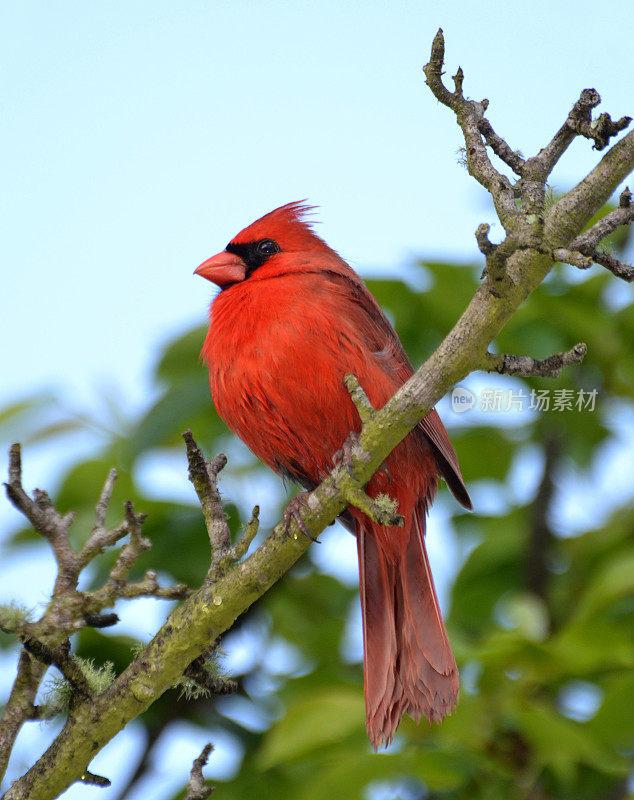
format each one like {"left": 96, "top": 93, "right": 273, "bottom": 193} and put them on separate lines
{"left": 256, "top": 239, "right": 280, "bottom": 256}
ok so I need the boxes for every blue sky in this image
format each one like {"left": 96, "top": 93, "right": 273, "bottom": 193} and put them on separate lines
{"left": 1, "top": 1, "right": 633, "bottom": 795}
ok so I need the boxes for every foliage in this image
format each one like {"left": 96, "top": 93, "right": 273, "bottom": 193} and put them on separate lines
{"left": 1, "top": 225, "right": 633, "bottom": 799}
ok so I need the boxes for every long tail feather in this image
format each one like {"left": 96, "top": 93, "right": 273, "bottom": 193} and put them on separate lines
{"left": 357, "top": 509, "right": 458, "bottom": 749}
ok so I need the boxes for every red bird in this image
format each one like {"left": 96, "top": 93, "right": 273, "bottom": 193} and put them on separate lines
{"left": 196, "top": 202, "right": 471, "bottom": 748}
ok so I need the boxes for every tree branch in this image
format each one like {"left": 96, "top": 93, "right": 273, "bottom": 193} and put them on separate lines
{"left": 477, "top": 118, "right": 525, "bottom": 174}
{"left": 591, "top": 250, "right": 634, "bottom": 282}
{"left": 482, "top": 343, "right": 587, "bottom": 378}
{"left": 545, "top": 129, "right": 634, "bottom": 246}
{"left": 534, "top": 89, "right": 602, "bottom": 177}
{"left": 0, "top": 449, "right": 193, "bottom": 786}
{"left": 344, "top": 373, "right": 376, "bottom": 424}
{"left": 78, "top": 771, "right": 111, "bottom": 788}
{"left": 184, "top": 744, "right": 214, "bottom": 800}
{"left": 228, "top": 505, "right": 260, "bottom": 563}
{"left": 552, "top": 248, "right": 594, "bottom": 270}
{"left": 183, "top": 429, "right": 232, "bottom": 578}
{"left": 4, "top": 444, "right": 78, "bottom": 590}
{"left": 423, "top": 29, "right": 519, "bottom": 233}
{"left": 21, "top": 638, "right": 92, "bottom": 701}
{"left": 570, "top": 188, "right": 634, "bottom": 254}
{"left": 0, "top": 651, "right": 44, "bottom": 783}
{"left": 475, "top": 223, "right": 497, "bottom": 256}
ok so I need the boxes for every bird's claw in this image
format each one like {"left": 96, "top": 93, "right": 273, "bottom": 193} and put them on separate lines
{"left": 283, "top": 493, "right": 319, "bottom": 542}
{"left": 333, "top": 433, "right": 360, "bottom": 479}
{"left": 334, "top": 433, "right": 391, "bottom": 484}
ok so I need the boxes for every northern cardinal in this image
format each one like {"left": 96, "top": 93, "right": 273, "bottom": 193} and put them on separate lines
{"left": 196, "top": 202, "right": 471, "bottom": 748}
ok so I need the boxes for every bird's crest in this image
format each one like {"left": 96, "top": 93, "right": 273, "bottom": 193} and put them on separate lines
{"left": 230, "top": 201, "right": 328, "bottom": 252}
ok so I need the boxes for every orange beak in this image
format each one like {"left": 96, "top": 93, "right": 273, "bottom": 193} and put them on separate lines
{"left": 194, "top": 251, "right": 246, "bottom": 288}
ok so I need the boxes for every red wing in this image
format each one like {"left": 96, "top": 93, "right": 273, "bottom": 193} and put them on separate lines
{"left": 322, "top": 268, "right": 472, "bottom": 510}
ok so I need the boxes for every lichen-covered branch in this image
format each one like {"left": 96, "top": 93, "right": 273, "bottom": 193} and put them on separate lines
{"left": 344, "top": 373, "right": 376, "bottom": 424}
{"left": 183, "top": 429, "right": 232, "bottom": 578}
{"left": 2, "top": 29, "right": 634, "bottom": 800}
{"left": 228, "top": 505, "right": 260, "bottom": 563}
{"left": 482, "top": 343, "right": 587, "bottom": 378}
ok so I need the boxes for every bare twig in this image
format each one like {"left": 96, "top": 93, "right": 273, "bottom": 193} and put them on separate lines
{"left": 592, "top": 250, "right": 634, "bottom": 282}
{"left": 344, "top": 373, "right": 376, "bottom": 424}
{"left": 229, "top": 506, "right": 260, "bottom": 562}
{"left": 184, "top": 744, "right": 215, "bottom": 800}
{"left": 530, "top": 89, "right": 631, "bottom": 193}
{"left": 95, "top": 468, "right": 117, "bottom": 528}
{"left": 483, "top": 343, "right": 587, "bottom": 378}
{"left": 21, "top": 638, "right": 92, "bottom": 700}
{"left": 423, "top": 28, "right": 518, "bottom": 233}
{"left": 569, "top": 192, "right": 634, "bottom": 254}
{"left": 0, "top": 651, "right": 44, "bottom": 782}
{"left": 477, "top": 118, "right": 525, "bottom": 174}
{"left": 554, "top": 246, "right": 634, "bottom": 281}
{"left": 345, "top": 484, "right": 403, "bottom": 526}
{"left": 534, "top": 89, "right": 602, "bottom": 177}
{"left": 574, "top": 109, "right": 632, "bottom": 151}
{"left": 79, "top": 771, "right": 111, "bottom": 788}
{"left": 184, "top": 652, "right": 238, "bottom": 697}
{"left": 116, "top": 570, "right": 191, "bottom": 601}
{"left": 107, "top": 503, "right": 151, "bottom": 582}
{"left": 4, "top": 444, "right": 78, "bottom": 586}
{"left": 83, "top": 613, "right": 119, "bottom": 629}
{"left": 89, "top": 569, "right": 191, "bottom": 610}
{"left": 0, "top": 449, "right": 193, "bottom": 785}
{"left": 183, "top": 430, "right": 232, "bottom": 577}
{"left": 475, "top": 223, "right": 497, "bottom": 256}
{"left": 78, "top": 521, "right": 128, "bottom": 567}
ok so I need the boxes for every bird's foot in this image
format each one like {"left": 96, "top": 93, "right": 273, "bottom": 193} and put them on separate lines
{"left": 333, "top": 433, "right": 360, "bottom": 479}
{"left": 333, "top": 433, "right": 391, "bottom": 484}
{"left": 283, "top": 492, "right": 319, "bottom": 542}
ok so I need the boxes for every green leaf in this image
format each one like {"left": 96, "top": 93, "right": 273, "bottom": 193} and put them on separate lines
{"left": 257, "top": 687, "right": 364, "bottom": 768}
{"left": 296, "top": 747, "right": 468, "bottom": 800}
{"left": 516, "top": 705, "right": 628, "bottom": 783}
{"left": 571, "top": 551, "right": 634, "bottom": 622}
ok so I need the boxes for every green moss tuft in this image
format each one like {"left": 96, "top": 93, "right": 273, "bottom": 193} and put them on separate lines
{"left": 43, "top": 657, "right": 116, "bottom": 713}
{"left": 0, "top": 601, "right": 32, "bottom": 633}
